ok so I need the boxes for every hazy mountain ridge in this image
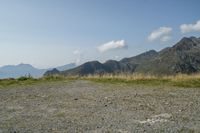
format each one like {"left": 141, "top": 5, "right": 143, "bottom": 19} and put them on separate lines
{"left": 46, "top": 36, "right": 200, "bottom": 76}
{"left": 56, "top": 63, "right": 76, "bottom": 71}
{"left": 0, "top": 63, "right": 76, "bottom": 79}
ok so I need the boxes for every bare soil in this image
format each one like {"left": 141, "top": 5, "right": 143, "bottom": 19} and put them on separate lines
{"left": 0, "top": 80, "right": 200, "bottom": 133}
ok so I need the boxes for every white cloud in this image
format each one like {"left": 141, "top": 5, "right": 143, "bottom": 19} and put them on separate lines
{"left": 147, "top": 27, "right": 172, "bottom": 42}
{"left": 97, "top": 40, "right": 127, "bottom": 53}
{"left": 73, "top": 50, "right": 81, "bottom": 65}
{"left": 180, "top": 20, "right": 200, "bottom": 33}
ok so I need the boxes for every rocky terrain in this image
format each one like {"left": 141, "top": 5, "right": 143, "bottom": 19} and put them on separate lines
{"left": 0, "top": 80, "right": 200, "bottom": 133}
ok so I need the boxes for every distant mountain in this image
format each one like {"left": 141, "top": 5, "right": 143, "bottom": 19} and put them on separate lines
{"left": 57, "top": 50, "right": 158, "bottom": 76}
{"left": 0, "top": 63, "right": 46, "bottom": 79}
{"left": 56, "top": 63, "right": 76, "bottom": 71}
{"left": 0, "top": 63, "right": 76, "bottom": 79}
{"left": 44, "top": 68, "right": 60, "bottom": 76}
{"left": 46, "top": 36, "right": 200, "bottom": 76}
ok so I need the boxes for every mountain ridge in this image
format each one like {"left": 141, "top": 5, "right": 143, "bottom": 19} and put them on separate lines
{"left": 0, "top": 63, "right": 76, "bottom": 79}
{"left": 45, "top": 36, "right": 200, "bottom": 76}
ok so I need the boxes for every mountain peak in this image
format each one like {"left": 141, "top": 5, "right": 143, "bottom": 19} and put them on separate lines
{"left": 83, "top": 61, "right": 102, "bottom": 66}
{"left": 179, "top": 36, "right": 199, "bottom": 43}
{"left": 44, "top": 68, "right": 60, "bottom": 76}
{"left": 104, "top": 60, "right": 118, "bottom": 64}
{"left": 120, "top": 50, "right": 158, "bottom": 64}
{"left": 18, "top": 63, "right": 33, "bottom": 67}
{"left": 56, "top": 63, "right": 76, "bottom": 71}
{"left": 140, "top": 50, "right": 157, "bottom": 56}
{"left": 189, "top": 36, "right": 197, "bottom": 39}
{"left": 173, "top": 36, "right": 200, "bottom": 51}
{"left": 179, "top": 37, "right": 192, "bottom": 42}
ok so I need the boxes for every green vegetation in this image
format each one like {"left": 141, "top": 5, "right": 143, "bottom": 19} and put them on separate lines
{"left": 1, "top": 73, "right": 200, "bottom": 88}
{"left": 0, "top": 77, "right": 37, "bottom": 88}
{"left": 0, "top": 75, "right": 77, "bottom": 88}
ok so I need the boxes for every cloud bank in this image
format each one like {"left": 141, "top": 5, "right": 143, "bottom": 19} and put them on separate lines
{"left": 180, "top": 20, "right": 200, "bottom": 33}
{"left": 148, "top": 27, "right": 172, "bottom": 42}
{"left": 97, "top": 40, "right": 127, "bottom": 53}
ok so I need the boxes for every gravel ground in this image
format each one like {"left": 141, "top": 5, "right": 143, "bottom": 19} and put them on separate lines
{"left": 0, "top": 80, "right": 200, "bottom": 133}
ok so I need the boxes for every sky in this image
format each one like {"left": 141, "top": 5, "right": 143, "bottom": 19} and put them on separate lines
{"left": 0, "top": 0, "right": 200, "bottom": 68}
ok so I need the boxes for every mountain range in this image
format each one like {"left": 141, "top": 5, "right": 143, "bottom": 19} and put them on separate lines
{"left": 0, "top": 63, "right": 76, "bottom": 79}
{"left": 45, "top": 36, "right": 200, "bottom": 76}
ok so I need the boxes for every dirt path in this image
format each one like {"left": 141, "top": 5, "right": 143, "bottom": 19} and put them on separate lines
{"left": 0, "top": 80, "right": 200, "bottom": 133}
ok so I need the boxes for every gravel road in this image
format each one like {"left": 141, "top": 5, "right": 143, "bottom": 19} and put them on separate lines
{"left": 0, "top": 80, "right": 200, "bottom": 133}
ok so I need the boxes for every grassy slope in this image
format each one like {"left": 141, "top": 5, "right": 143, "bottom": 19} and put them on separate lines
{"left": 0, "top": 76, "right": 77, "bottom": 89}
{"left": 82, "top": 74, "right": 200, "bottom": 88}
{"left": 1, "top": 74, "right": 200, "bottom": 88}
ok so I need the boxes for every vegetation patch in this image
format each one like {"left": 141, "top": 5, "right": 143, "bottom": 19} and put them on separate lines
{"left": 82, "top": 73, "right": 200, "bottom": 88}
{"left": 0, "top": 75, "right": 77, "bottom": 88}
{"left": 1, "top": 74, "right": 200, "bottom": 88}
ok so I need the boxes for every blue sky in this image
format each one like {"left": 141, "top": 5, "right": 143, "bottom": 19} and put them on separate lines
{"left": 0, "top": 0, "right": 200, "bottom": 68}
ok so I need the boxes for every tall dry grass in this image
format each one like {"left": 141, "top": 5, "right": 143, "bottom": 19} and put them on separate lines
{"left": 82, "top": 73, "right": 200, "bottom": 88}
{"left": 83, "top": 73, "right": 200, "bottom": 80}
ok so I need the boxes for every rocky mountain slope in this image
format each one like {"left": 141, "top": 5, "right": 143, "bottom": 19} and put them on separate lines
{"left": 136, "top": 37, "right": 200, "bottom": 74}
{"left": 45, "top": 37, "right": 200, "bottom": 76}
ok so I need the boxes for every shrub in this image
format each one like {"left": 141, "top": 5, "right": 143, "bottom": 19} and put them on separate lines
{"left": 17, "top": 76, "right": 33, "bottom": 81}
